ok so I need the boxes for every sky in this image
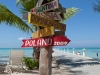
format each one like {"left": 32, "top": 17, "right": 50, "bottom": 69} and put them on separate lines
{"left": 0, "top": 0, "right": 100, "bottom": 48}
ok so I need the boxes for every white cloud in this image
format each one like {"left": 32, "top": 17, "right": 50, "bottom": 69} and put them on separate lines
{"left": 18, "top": 37, "right": 26, "bottom": 40}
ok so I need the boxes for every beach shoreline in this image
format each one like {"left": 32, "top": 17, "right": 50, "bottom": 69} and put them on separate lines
{"left": 0, "top": 49, "right": 100, "bottom": 75}
{"left": 53, "top": 50, "right": 100, "bottom": 75}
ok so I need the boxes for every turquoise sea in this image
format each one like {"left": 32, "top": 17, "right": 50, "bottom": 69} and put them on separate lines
{"left": 0, "top": 48, "right": 100, "bottom": 63}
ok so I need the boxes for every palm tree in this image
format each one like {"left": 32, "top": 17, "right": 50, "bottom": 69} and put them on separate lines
{"left": 0, "top": 0, "right": 80, "bottom": 62}
{"left": 0, "top": 4, "right": 33, "bottom": 33}
{"left": 93, "top": 0, "right": 100, "bottom": 13}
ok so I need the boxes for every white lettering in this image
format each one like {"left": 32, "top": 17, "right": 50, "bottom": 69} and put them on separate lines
{"left": 44, "top": 38, "right": 52, "bottom": 45}
{"left": 48, "top": 38, "right": 52, "bottom": 45}
{"left": 54, "top": 42, "right": 57, "bottom": 45}
{"left": 29, "top": 40, "right": 33, "bottom": 46}
{"left": 54, "top": 42, "right": 68, "bottom": 46}
{"left": 25, "top": 40, "right": 36, "bottom": 46}
{"left": 37, "top": 39, "right": 41, "bottom": 46}
{"left": 41, "top": 38, "right": 53, "bottom": 46}
{"left": 42, "top": 39, "right": 47, "bottom": 46}
{"left": 25, "top": 40, "right": 30, "bottom": 46}
{"left": 32, "top": 40, "right": 36, "bottom": 46}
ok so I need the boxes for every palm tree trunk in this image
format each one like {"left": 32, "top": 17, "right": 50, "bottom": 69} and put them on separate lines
{"left": 33, "top": 47, "right": 40, "bottom": 62}
{"left": 39, "top": 46, "right": 52, "bottom": 75}
{"left": 33, "top": 26, "right": 44, "bottom": 62}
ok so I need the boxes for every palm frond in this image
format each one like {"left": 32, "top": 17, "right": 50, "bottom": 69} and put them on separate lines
{"left": 60, "top": 7, "right": 80, "bottom": 23}
{"left": 16, "top": 0, "right": 38, "bottom": 14}
{"left": 0, "top": 4, "right": 33, "bottom": 33}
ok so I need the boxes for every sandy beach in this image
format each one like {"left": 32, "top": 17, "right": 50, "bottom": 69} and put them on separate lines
{"left": 53, "top": 50, "right": 100, "bottom": 75}
{"left": 0, "top": 49, "right": 100, "bottom": 75}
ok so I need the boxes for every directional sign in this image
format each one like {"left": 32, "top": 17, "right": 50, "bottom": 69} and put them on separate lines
{"left": 21, "top": 36, "right": 70, "bottom": 47}
{"left": 23, "top": 12, "right": 62, "bottom": 20}
{"left": 28, "top": 13, "right": 66, "bottom": 31}
{"left": 53, "top": 7, "right": 66, "bottom": 13}
{"left": 55, "top": 31, "right": 65, "bottom": 36}
{"left": 33, "top": 12, "right": 62, "bottom": 20}
{"left": 22, "top": 13, "right": 28, "bottom": 20}
{"left": 62, "top": 7, "right": 66, "bottom": 13}
{"left": 32, "top": 27, "right": 65, "bottom": 38}
{"left": 32, "top": 26, "right": 54, "bottom": 38}
{"left": 30, "top": 0, "right": 58, "bottom": 13}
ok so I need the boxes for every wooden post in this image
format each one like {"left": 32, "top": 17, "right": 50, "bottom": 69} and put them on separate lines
{"left": 83, "top": 48, "right": 86, "bottom": 57}
{"left": 39, "top": 46, "right": 52, "bottom": 75}
{"left": 36, "top": 1, "right": 53, "bottom": 75}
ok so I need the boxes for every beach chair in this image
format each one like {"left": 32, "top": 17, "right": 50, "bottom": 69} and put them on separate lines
{"left": 5, "top": 50, "right": 24, "bottom": 74}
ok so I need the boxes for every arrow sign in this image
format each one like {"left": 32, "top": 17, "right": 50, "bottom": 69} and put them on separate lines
{"left": 30, "top": 0, "right": 58, "bottom": 13}
{"left": 32, "top": 26, "right": 54, "bottom": 38}
{"left": 23, "top": 12, "right": 62, "bottom": 20}
{"left": 55, "top": 31, "right": 65, "bottom": 36}
{"left": 33, "top": 12, "right": 62, "bottom": 20}
{"left": 21, "top": 36, "right": 70, "bottom": 47}
{"left": 28, "top": 13, "right": 66, "bottom": 31}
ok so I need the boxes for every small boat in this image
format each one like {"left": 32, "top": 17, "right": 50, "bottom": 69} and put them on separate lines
{"left": 76, "top": 51, "right": 81, "bottom": 55}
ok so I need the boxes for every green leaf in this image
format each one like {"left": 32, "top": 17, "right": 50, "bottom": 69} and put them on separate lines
{"left": 0, "top": 4, "right": 33, "bottom": 33}
{"left": 60, "top": 7, "right": 80, "bottom": 23}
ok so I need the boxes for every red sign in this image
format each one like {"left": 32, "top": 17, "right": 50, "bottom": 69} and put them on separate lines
{"left": 53, "top": 36, "right": 70, "bottom": 46}
{"left": 21, "top": 36, "right": 70, "bottom": 47}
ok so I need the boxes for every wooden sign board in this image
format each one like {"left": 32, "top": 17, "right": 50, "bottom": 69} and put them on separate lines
{"left": 62, "top": 7, "right": 66, "bottom": 13}
{"left": 32, "top": 26, "right": 54, "bottom": 38}
{"left": 33, "top": 12, "right": 62, "bottom": 20}
{"left": 21, "top": 36, "right": 70, "bottom": 47}
{"left": 23, "top": 12, "right": 62, "bottom": 20}
{"left": 28, "top": 13, "right": 66, "bottom": 31}
{"left": 54, "top": 7, "right": 66, "bottom": 13}
{"left": 22, "top": 13, "right": 28, "bottom": 20}
{"left": 55, "top": 31, "right": 65, "bottom": 36}
{"left": 30, "top": 0, "right": 58, "bottom": 13}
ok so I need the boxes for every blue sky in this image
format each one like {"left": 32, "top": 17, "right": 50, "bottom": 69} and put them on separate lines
{"left": 0, "top": 0, "right": 100, "bottom": 48}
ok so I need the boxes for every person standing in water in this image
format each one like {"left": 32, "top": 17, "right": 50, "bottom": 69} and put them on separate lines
{"left": 96, "top": 52, "right": 98, "bottom": 57}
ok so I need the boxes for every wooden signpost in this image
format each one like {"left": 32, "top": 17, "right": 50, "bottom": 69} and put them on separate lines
{"left": 21, "top": 36, "right": 70, "bottom": 47}
{"left": 21, "top": 0, "right": 71, "bottom": 75}
{"left": 28, "top": 13, "right": 66, "bottom": 31}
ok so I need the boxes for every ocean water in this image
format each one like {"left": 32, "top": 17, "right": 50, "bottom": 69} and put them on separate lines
{"left": 56, "top": 47, "right": 100, "bottom": 60}
{"left": 0, "top": 48, "right": 100, "bottom": 63}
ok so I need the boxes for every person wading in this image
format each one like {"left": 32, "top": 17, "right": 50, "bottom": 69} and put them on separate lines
{"left": 96, "top": 52, "right": 98, "bottom": 57}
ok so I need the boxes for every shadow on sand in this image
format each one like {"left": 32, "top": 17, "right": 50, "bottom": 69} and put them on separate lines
{"left": 56, "top": 55, "right": 100, "bottom": 75}
{"left": 56, "top": 55, "right": 100, "bottom": 67}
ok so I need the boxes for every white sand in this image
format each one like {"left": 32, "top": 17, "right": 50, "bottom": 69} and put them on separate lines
{"left": 53, "top": 49, "right": 100, "bottom": 75}
{"left": 3, "top": 49, "right": 100, "bottom": 75}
